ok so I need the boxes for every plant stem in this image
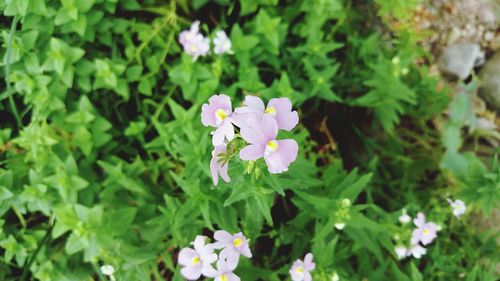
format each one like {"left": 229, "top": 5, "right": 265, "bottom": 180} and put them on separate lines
{"left": 20, "top": 224, "right": 53, "bottom": 281}
{"left": 5, "top": 15, "right": 22, "bottom": 128}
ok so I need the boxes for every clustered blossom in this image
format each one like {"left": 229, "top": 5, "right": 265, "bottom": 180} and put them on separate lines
{"left": 179, "top": 21, "right": 210, "bottom": 60}
{"left": 289, "top": 253, "right": 315, "bottom": 281}
{"left": 201, "top": 94, "right": 300, "bottom": 185}
{"left": 447, "top": 198, "right": 466, "bottom": 219}
{"left": 179, "top": 21, "right": 232, "bottom": 60}
{"left": 394, "top": 212, "right": 438, "bottom": 260}
{"left": 177, "top": 231, "right": 251, "bottom": 280}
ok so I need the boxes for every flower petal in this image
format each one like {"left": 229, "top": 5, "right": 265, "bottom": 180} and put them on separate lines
{"left": 212, "top": 126, "right": 226, "bottom": 146}
{"left": 181, "top": 266, "right": 202, "bottom": 280}
{"left": 239, "top": 144, "right": 265, "bottom": 161}
{"left": 261, "top": 115, "right": 278, "bottom": 140}
{"left": 264, "top": 139, "right": 298, "bottom": 174}
{"left": 214, "top": 230, "right": 233, "bottom": 243}
{"left": 268, "top": 97, "right": 299, "bottom": 131}
{"left": 178, "top": 248, "right": 198, "bottom": 266}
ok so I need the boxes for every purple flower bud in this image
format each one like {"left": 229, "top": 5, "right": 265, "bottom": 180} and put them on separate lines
{"left": 289, "top": 253, "right": 315, "bottom": 281}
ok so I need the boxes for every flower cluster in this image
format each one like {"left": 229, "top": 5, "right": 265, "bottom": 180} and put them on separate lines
{"left": 178, "top": 231, "right": 252, "bottom": 280}
{"left": 290, "top": 253, "right": 315, "bottom": 281}
{"left": 179, "top": 21, "right": 232, "bottom": 60}
{"left": 202, "top": 94, "right": 299, "bottom": 185}
{"left": 394, "top": 212, "right": 439, "bottom": 259}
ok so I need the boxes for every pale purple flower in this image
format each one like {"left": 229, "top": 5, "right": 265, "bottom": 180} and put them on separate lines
{"left": 179, "top": 21, "right": 200, "bottom": 46}
{"left": 234, "top": 95, "right": 299, "bottom": 131}
{"left": 447, "top": 198, "right": 466, "bottom": 219}
{"left": 394, "top": 246, "right": 408, "bottom": 260}
{"left": 201, "top": 94, "right": 235, "bottom": 146}
{"left": 289, "top": 253, "right": 315, "bottom": 281}
{"left": 179, "top": 21, "right": 210, "bottom": 60}
{"left": 203, "top": 259, "right": 241, "bottom": 281}
{"left": 210, "top": 144, "right": 230, "bottom": 186}
{"left": 213, "top": 31, "right": 232, "bottom": 55}
{"left": 212, "top": 230, "right": 252, "bottom": 269}
{"left": 239, "top": 115, "right": 298, "bottom": 174}
{"left": 411, "top": 212, "right": 438, "bottom": 246}
{"left": 178, "top": 236, "right": 218, "bottom": 280}
{"left": 408, "top": 244, "right": 426, "bottom": 259}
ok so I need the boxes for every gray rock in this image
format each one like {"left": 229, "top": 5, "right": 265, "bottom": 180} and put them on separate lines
{"left": 479, "top": 52, "right": 500, "bottom": 112}
{"left": 438, "top": 43, "right": 484, "bottom": 80}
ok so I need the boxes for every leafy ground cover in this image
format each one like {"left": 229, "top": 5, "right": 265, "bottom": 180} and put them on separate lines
{"left": 0, "top": 0, "right": 498, "bottom": 280}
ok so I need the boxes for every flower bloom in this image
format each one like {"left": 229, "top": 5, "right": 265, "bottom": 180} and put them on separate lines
{"left": 408, "top": 244, "right": 426, "bottom": 259}
{"left": 203, "top": 259, "right": 241, "bottom": 281}
{"left": 411, "top": 212, "right": 438, "bottom": 246}
{"left": 212, "top": 230, "right": 252, "bottom": 269}
{"left": 399, "top": 209, "right": 411, "bottom": 224}
{"left": 179, "top": 21, "right": 210, "bottom": 60}
{"left": 178, "top": 236, "right": 218, "bottom": 280}
{"left": 213, "top": 31, "right": 232, "bottom": 55}
{"left": 210, "top": 144, "right": 230, "bottom": 186}
{"left": 201, "top": 94, "right": 235, "bottom": 146}
{"left": 239, "top": 115, "right": 298, "bottom": 173}
{"left": 234, "top": 95, "right": 299, "bottom": 131}
{"left": 394, "top": 246, "right": 408, "bottom": 260}
{"left": 447, "top": 198, "right": 466, "bottom": 219}
{"left": 289, "top": 253, "right": 315, "bottom": 281}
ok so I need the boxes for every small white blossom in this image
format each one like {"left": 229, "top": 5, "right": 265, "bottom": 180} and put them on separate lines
{"left": 399, "top": 210, "right": 411, "bottom": 224}
{"left": 100, "top": 265, "right": 115, "bottom": 276}
{"left": 334, "top": 223, "right": 345, "bottom": 230}
{"left": 341, "top": 198, "right": 351, "bottom": 208}
{"left": 100, "top": 265, "right": 116, "bottom": 281}
{"left": 394, "top": 246, "right": 408, "bottom": 260}
{"left": 447, "top": 198, "right": 466, "bottom": 219}
{"left": 409, "top": 244, "right": 426, "bottom": 259}
{"left": 213, "top": 31, "right": 232, "bottom": 55}
{"left": 332, "top": 272, "right": 340, "bottom": 281}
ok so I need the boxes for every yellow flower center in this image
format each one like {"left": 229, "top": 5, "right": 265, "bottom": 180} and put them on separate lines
{"left": 189, "top": 44, "right": 198, "bottom": 53}
{"left": 191, "top": 256, "right": 200, "bottom": 265}
{"left": 296, "top": 266, "right": 304, "bottom": 273}
{"left": 422, "top": 228, "right": 430, "bottom": 235}
{"left": 233, "top": 238, "right": 243, "bottom": 247}
{"left": 215, "top": 109, "right": 228, "bottom": 123}
{"left": 221, "top": 274, "right": 228, "bottom": 281}
{"left": 266, "top": 140, "right": 279, "bottom": 152}
{"left": 265, "top": 106, "right": 277, "bottom": 115}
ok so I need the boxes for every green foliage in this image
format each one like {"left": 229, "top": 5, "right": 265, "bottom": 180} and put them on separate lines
{"left": 0, "top": 0, "right": 497, "bottom": 280}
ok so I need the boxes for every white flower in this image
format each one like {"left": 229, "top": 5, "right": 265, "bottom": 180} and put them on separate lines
{"left": 409, "top": 244, "right": 426, "bottom": 259}
{"left": 213, "top": 31, "right": 232, "bottom": 55}
{"left": 100, "top": 265, "right": 115, "bottom": 276}
{"left": 341, "top": 198, "right": 351, "bottom": 208}
{"left": 394, "top": 246, "right": 409, "bottom": 260}
{"left": 332, "top": 272, "right": 340, "bottom": 281}
{"left": 399, "top": 209, "right": 411, "bottom": 224}
{"left": 334, "top": 223, "right": 345, "bottom": 230}
{"left": 447, "top": 198, "right": 466, "bottom": 219}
